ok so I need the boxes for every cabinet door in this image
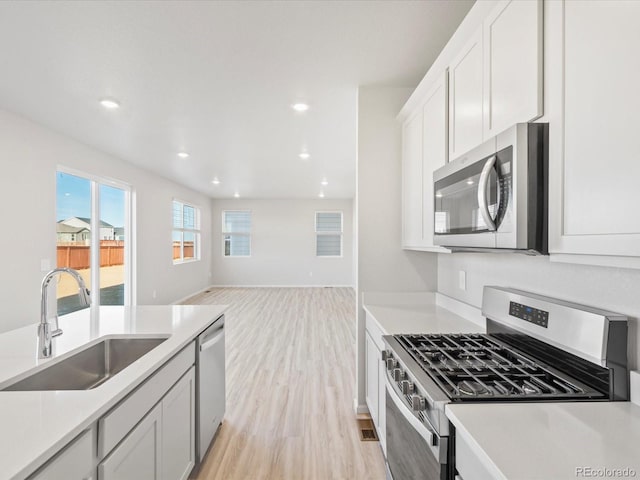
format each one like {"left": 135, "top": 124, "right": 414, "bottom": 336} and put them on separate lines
{"left": 377, "top": 354, "right": 387, "bottom": 456}
{"left": 99, "top": 403, "right": 162, "bottom": 480}
{"left": 365, "top": 331, "right": 379, "bottom": 426}
{"left": 422, "top": 72, "right": 449, "bottom": 247}
{"left": 402, "top": 111, "right": 424, "bottom": 248}
{"left": 449, "top": 26, "right": 483, "bottom": 160}
{"left": 162, "top": 367, "right": 196, "bottom": 480}
{"left": 483, "top": 0, "right": 542, "bottom": 138}
{"left": 548, "top": 0, "right": 640, "bottom": 259}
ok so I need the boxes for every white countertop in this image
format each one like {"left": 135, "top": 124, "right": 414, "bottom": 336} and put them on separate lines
{"left": 0, "top": 304, "right": 226, "bottom": 480}
{"left": 447, "top": 401, "right": 640, "bottom": 480}
{"left": 362, "top": 292, "right": 485, "bottom": 335}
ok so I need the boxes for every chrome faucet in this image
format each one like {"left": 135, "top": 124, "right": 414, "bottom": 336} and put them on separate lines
{"left": 38, "top": 268, "right": 91, "bottom": 359}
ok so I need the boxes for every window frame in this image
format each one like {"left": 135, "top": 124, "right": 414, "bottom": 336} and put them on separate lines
{"left": 172, "top": 199, "right": 202, "bottom": 265}
{"left": 57, "top": 165, "right": 134, "bottom": 307}
{"left": 315, "top": 210, "right": 343, "bottom": 258}
{"left": 222, "top": 210, "right": 252, "bottom": 258}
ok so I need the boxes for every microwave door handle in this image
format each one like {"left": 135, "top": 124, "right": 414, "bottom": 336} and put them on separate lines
{"left": 477, "top": 155, "right": 497, "bottom": 231}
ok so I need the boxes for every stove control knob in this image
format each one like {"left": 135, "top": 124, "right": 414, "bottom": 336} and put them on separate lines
{"left": 386, "top": 358, "right": 397, "bottom": 371}
{"left": 392, "top": 368, "right": 405, "bottom": 382}
{"left": 411, "top": 395, "right": 426, "bottom": 412}
{"left": 381, "top": 350, "right": 391, "bottom": 362}
{"left": 400, "top": 380, "right": 414, "bottom": 395}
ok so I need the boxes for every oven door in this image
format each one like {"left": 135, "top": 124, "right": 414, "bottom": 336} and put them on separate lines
{"left": 385, "top": 377, "right": 449, "bottom": 480}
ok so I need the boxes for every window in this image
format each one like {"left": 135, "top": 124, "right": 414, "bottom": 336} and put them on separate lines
{"left": 315, "top": 212, "right": 343, "bottom": 257}
{"left": 222, "top": 210, "right": 251, "bottom": 257}
{"left": 173, "top": 200, "right": 201, "bottom": 263}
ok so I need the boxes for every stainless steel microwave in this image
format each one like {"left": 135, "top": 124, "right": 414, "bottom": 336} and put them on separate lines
{"left": 433, "top": 123, "right": 548, "bottom": 254}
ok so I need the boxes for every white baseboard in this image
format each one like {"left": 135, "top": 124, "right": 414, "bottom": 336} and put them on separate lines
{"left": 435, "top": 292, "right": 485, "bottom": 328}
{"left": 206, "top": 284, "right": 355, "bottom": 288}
{"left": 354, "top": 398, "right": 369, "bottom": 415}
{"left": 631, "top": 371, "right": 640, "bottom": 406}
{"left": 171, "top": 284, "right": 216, "bottom": 305}
{"left": 173, "top": 284, "right": 356, "bottom": 305}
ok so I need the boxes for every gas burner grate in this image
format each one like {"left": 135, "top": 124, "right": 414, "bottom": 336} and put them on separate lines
{"left": 395, "top": 333, "right": 604, "bottom": 401}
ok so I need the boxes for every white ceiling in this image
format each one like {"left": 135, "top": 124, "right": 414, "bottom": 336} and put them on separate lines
{"left": 0, "top": 0, "right": 473, "bottom": 199}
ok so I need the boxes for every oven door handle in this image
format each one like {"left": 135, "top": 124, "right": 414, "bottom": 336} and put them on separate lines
{"left": 477, "top": 155, "right": 497, "bottom": 231}
{"left": 384, "top": 374, "right": 436, "bottom": 446}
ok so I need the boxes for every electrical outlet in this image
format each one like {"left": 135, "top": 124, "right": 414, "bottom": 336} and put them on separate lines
{"left": 40, "top": 259, "right": 51, "bottom": 272}
{"left": 458, "top": 270, "right": 466, "bottom": 291}
{"left": 309, "top": 271, "right": 313, "bottom": 277}
{"left": 152, "top": 290, "right": 157, "bottom": 299}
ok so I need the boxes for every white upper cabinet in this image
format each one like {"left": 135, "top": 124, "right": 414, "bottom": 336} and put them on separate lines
{"left": 547, "top": 0, "right": 640, "bottom": 260}
{"left": 401, "top": 111, "right": 424, "bottom": 248}
{"left": 401, "top": 71, "right": 449, "bottom": 252}
{"left": 483, "top": 0, "right": 543, "bottom": 138}
{"left": 448, "top": 26, "right": 484, "bottom": 161}
{"left": 422, "top": 72, "right": 449, "bottom": 248}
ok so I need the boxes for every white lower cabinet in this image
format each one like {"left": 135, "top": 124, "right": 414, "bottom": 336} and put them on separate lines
{"left": 376, "top": 353, "right": 386, "bottom": 455}
{"left": 365, "top": 331, "right": 379, "bottom": 427}
{"left": 99, "top": 403, "right": 162, "bottom": 480}
{"left": 162, "top": 367, "right": 196, "bottom": 480}
{"left": 29, "top": 341, "right": 203, "bottom": 480}
{"left": 99, "top": 366, "right": 196, "bottom": 480}
{"left": 365, "top": 314, "right": 387, "bottom": 455}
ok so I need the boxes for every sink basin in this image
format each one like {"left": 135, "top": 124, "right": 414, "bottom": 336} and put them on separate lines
{"left": 2, "top": 337, "right": 167, "bottom": 391}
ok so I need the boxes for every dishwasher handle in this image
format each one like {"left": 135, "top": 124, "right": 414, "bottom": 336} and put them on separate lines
{"left": 200, "top": 326, "right": 224, "bottom": 352}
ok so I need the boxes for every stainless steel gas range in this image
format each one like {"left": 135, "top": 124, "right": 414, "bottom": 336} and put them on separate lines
{"left": 382, "top": 286, "right": 629, "bottom": 480}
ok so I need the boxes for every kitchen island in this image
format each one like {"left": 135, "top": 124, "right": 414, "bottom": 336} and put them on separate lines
{"left": 0, "top": 304, "right": 227, "bottom": 480}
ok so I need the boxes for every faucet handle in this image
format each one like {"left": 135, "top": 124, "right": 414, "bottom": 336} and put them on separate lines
{"left": 51, "top": 315, "right": 63, "bottom": 337}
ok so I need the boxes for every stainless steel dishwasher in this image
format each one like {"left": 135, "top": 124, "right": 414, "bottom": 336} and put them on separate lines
{"left": 195, "top": 315, "right": 225, "bottom": 464}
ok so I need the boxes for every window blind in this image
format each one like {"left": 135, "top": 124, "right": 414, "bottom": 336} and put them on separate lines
{"left": 316, "top": 212, "right": 342, "bottom": 256}
{"left": 223, "top": 210, "right": 251, "bottom": 256}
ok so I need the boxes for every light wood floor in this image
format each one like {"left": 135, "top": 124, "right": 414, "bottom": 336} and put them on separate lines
{"left": 182, "top": 287, "right": 386, "bottom": 480}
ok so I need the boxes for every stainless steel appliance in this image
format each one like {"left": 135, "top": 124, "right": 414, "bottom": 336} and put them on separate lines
{"left": 196, "top": 316, "right": 226, "bottom": 464}
{"left": 382, "top": 287, "right": 629, "bottom": 480}
{"left": 433, "top": 123, "right": 548, "bottom": 254}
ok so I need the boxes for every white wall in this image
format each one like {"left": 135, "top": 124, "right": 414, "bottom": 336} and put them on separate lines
{"left": 438, "top": 254, "right": 640, "bottom": 370}
{"left": 210, "top": 198, "right": 353, "bottom": 286}
{"left": 0, "top": 109, "right": 212, "bottom": 333}
{"left": 355, "top": 87, "right": 439, "bottom": 411}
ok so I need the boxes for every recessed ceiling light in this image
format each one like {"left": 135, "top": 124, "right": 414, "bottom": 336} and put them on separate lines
{"left": 177, "top": 152, "right": 190, "bottom": 159}
{"left": 320, "top": 178, "right": 328, "bottom": 186}
{"left": 234, "top": 192, "right": 240, "bottom": 198}
{"left": 99, "top": 98, "right": 120, "bottom": 109}
{"left": 318, "top": 192, "right": 325, "bottom": 198}
{"left": 211, "top": 178, "right": 220, "bottom": 185}
{"left": 292, "top": 103, "right": 309, "bottom": 112}
{"left": 299, "top": 152, "right": 310, "bottom": 160}
{"left": 466, "top": 180, "right": 474, "bottom": 185}
{"left": 436, "top": 193, "right": 443, "bottom": 198}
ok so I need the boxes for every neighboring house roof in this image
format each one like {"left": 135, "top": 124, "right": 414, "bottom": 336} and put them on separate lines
{"left": 114, "top": 227, "right": 125, "bottom": 236}
{"left": 58, "top": 217, "right": 115, "bottom": 228}
{"left": 56, "top": 224, "right": 89, "bottom": 234}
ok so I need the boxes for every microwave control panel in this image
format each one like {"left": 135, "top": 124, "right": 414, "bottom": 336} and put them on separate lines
{"left": 509, "top": 301, "right": 549, "bottom": 328}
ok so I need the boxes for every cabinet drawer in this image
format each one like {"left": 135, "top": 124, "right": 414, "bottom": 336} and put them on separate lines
{"left": 365, "top": 313, "right": 385, "bottom": 351}
{"left": 455, "top": 429, "right": 494, "bottom": 480}
{"left": 98, "top": 342, "right": 195, "bottom": 459}
{"left": 30, "top": 428, "right": 94, "bottom": 480}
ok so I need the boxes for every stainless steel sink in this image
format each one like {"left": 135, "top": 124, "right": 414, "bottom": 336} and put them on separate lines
{"left": 2, "top": 337, "right": 167, "bottom": 391}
